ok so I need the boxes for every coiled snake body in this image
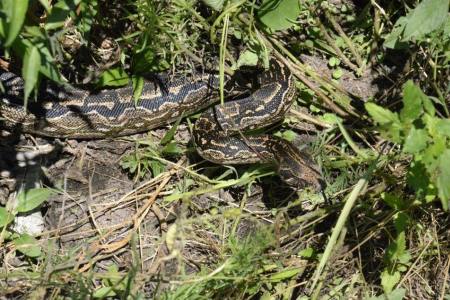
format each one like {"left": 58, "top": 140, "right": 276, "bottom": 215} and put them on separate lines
{"left": 0, "top": 61, "right": 321, "bottom": 189}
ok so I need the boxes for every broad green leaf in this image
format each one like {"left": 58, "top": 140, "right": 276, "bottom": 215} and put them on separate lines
{"left": 435, "top": 119, "right": 450, "bottom": 137}
{"left": 97, "top": 67, "right": 129, "bottom": 87}
{"left": 422, "top": 135, "right": 446, "bottom": 171}
{"left": 407, "top": 160, "right": 433, "bottom": 199}
{"left": 132, "top": 49, "right": 155, "bottom": 74}
{"left": 387, "top": 288, "right": 407, "bottom": 300}
{"left": 279, "top": 130, "right": 297, "bottom": 142}
{"left": 332, "top": 68, "right": 343, "bottom": 79}
{"left": 403, "top": 127, "right": 428, "bottom": 154}
{"left": 235, "top": 49, "right": 259, "bottom": 69}
{"left": 257, "top": 0, "right": 301, "bottom": 31}
{"left": 16, "top": 188, "right": 53, "bottom": 213}
{"left": 131, "top": 49, "right": 170, "bottom": 75}
{"left": 381, "top": 193, "right": 405, "bottom": 210}
{"left": 436, "top": 149, "right": 450, "bottom": 211}
{"left": 132, "top": 75, "right": 144, "bottom": 104}
{"left": 14, "top": 233, "right": 42, "bottom": 257}
{"left": 381, "top": 269, "right": 401, "bottom": 294}
{"left": 383, "top": 17, "right": 408, "bottom": 49}
{"left": 366, "top": 102, "right": 403, "bottom": 143}
{"left": 328, "top": 57, "right": 340, "bottom": 67}
{"left": 365, "top": 102, "right": 400, "bottom": 125}
{"left": 22, "top": 46, "right": 42, "bottom": 106}
{"left": 162, "top": 142, "right": 183, "bottom": 155}
{"left": 24, "top": 26, "right": 45, "bottom": 39}
{"left": 0, "top": 207, "right": 14, "bottom": 227}
{"left": 202, "top": 0, "right": 224, "bottom": 11}
{"left": 4, "top": 0, "right": 29, "bottom": 47}
{"left": 298, "top": 247, "right": 315, "bottom": 259}
{"left": 386, "top": 233, "right": 406, "bottom": 262}
{"left": 402, "top": 0, "right": 449, "bottom": 41}
{"left": 394, "top": 212, "right": 409, "bottom": 234}
{"left": 401, "top": 81, "right": 424, "bottom": 122}
{"left": 11, "top": 37, "right": 64, "bottom": 85}
{"left": 422, "top": 95, "right": 435, "bottom": 117}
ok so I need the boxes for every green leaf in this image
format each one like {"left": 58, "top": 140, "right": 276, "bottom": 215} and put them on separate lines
{"left": 257, "top": 0, "right": 301, "bottom": 31}
{"left": 332, "top": 68, "right": 343, "bottom": 79}
{"left": 436, "top": 149, "right": 450, "bottom": 211}
{"left": 401, "top": 81, "right": 424, "bottom": 122}
{"left": 3, "top": 0, "right": 29, "bottom": 47}
{"left": 328, "top": 57, "right": 340, "bottom": 67}
{"left": 394, "top": 212, "right": 409, "bottom": 234}
{"left": 12, "top": 37, "right": 64, "bottom": 85}
{"left": 132, "top": 75, "right": 144, "bottom": 104}
{"left": 422, "top": 135, "right": 446, "bottom": 171}
{"left": 45, "top": 0, "right": 74, "bottom": 30}
{"left": 402, "top": 0, "right": 449, "bottom": 41}
{"left": 407, "top": 160, "right": 432, "bottom": 199}
{"left": 381, "top": 193, "right": 405, "bottom": 210}
{"left": 93, "top": 286, "right": 117, "bottom": 298}
{"left": 279, "top": 130, "right": 297, "bottom": 142}
{"left": 366, "top": 102, "right": 403, "bottom": 143}
{"left": 387, "top": 288, "right": 407, "bottom": 300}
{"left": 162, "top": 142, "right": 183, "bottom": 156}
{"left": 22, "top": 46, "right": 42, "bottom": 106}
{"left": 202, "top": 0, "right": 224, "bottom": 11}
{"left": 319, "top": 113, "right": 343, "bottom": 125}
{"left": 298, "top": 247, "right": 315, "bottom": 259}
{"left": 132, "top": 49, "right": 156, "bottom": 74}
{"left": 366, "top": 102, "right": 400, "bottom": 125}
{"left": 97, "top": 67, "right": 129, "bottom": 87}
{"left": 14, "top": 233, "right": 42, "bottom": 257}
{"left": 235, "top": 49, "right": 259, "bottom": 69}
{"left": 38, "top": 0, "right": 52, "bottom": 13}
{"left": 160, "top": 116, "right": 183, "bottom": 146}
{"left": 16, "top": 188, "right": 53, "bottom": 213}
{"left": 269, "top": 268, "right": 301, "bottom": 282}
{"left": 403, "top": 127, "right": 428, "bottom": 154}
{"left": 150, "top": 160, "right": 165, "bottom": 177}
{"left": 0, "top": 207, "right": 14, "bottom": 227}
{"left": 383, "top": 17, "right": 408, "bottom": 49}
{"left": 381, "top": 269, "right": 401, "bottom": 294}
{"left": 435, "top": 119, "right": 450, "bottom": 138}
{"left": 76, "top": 0, "right": 97, "bottom": 36}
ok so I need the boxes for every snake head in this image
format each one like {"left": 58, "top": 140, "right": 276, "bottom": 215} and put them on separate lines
{"left": 270, "top": 138, "right": 323, "bottom": 191}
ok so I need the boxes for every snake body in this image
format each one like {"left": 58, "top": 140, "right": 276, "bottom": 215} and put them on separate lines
{"left": 0, "top": 61, "right": 321, "bottom": 189}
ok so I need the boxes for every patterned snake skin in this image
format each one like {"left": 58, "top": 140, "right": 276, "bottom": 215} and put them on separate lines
{"left": 0, "top": 61, "right": 321, "bottom": 189}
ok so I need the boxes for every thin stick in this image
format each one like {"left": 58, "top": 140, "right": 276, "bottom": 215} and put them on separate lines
{"left": 325, "top": 11, "right": 364, "bottom": 69}
{"left": 315, "top": 17, "right": 360, "bottom": 73}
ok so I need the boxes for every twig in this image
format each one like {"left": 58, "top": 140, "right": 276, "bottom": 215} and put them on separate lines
{"left": 325, "top": 11, "right": 364, "bottom": 70}
{"left": 289, "top": 108, "right": 332, "bottom": 129}
{"left": 315, "top": 17, "right": 359, "bottom": 73}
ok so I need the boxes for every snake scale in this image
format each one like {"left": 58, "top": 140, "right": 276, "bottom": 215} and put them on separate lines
{"left": 0, "top": 60, "right": 321, "bottom": 189}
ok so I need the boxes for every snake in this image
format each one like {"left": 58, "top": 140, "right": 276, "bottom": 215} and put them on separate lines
{"left": 0, "top": 60, "right": 321, "bottom": 190}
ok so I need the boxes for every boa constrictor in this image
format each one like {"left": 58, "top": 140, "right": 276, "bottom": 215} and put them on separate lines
{"left": 0, "top": 60, "right": 321, "bottom": 189}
